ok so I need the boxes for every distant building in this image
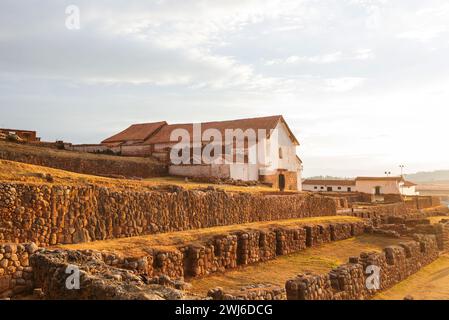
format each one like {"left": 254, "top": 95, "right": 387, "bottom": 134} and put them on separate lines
{"left": 302, "top": 179, "right": 356, "bottom": 192}
{"left": 303, "top": 176, "right": 419, "bottom": 197}
{"left": 100, "top": 115, "right": 303, "bottom": 190}
{"left": 0, "top": 128, "right": 40, "bottom": 142}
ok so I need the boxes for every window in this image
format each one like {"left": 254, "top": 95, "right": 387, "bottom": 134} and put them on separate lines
{"left": 320, "top": 186, "right": 324, "bottom": 189}
{"left": 348, "top": 187, "right": 352, "bottom": 192}
{"left": 338, "top": 187, "right": 341, "bottom": 190}
{"left": 279, "top": 147, "right": 283, "bottom": 159}
{"left": 314, "top": 186, "right": 318, "bottom": 190}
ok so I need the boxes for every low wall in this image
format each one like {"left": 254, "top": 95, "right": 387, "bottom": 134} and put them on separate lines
{"left": 350, "top": 202, "right": 409, "bottom": 219}
{"left": 0, "top": 182, "right": 339, "bottom": 246}
{"left": 208, "top": 284, "right": 286, "bottom": 301}
{"left": 169, "top": 164, "right": 231, "bottom": 179}
{"left": 404, "top": 196, "right": 441, "bottom": 211}
{"left": 285, "top": 234, "right": 439, "bottom": 300}
{"left": 0, "top": 141, "right": 167, "bottom": 178}
{"left": 183, "top": 221, "right": 365, "bottom": 279}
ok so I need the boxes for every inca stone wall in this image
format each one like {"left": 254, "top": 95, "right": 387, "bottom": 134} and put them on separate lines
{"left": 29, "top": 249, "right": 185, "bottom": 300}
{"left": 285, "top": 234, "right": 439, "bottom": 300}
{"left": 208, "top": 284, "right": 286, "bottom": 300}
{"left": 0, "top": 220, "right": 367, "bottom": 297}
{"left": 180, "top": 221, "right": 365, "bottom": 279}
{"left": 0, "top": 182, "right": 339, "bottom": 246}
{"left": 0, "top": 141, "right": 167, "bottom": 178}
{"left": 0, "top": 242, "right": 38, "bottom": 298}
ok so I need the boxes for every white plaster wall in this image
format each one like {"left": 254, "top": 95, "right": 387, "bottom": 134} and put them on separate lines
{"left": 302, "top": 184, "right": 357, "bottom": 192}
{"left": 400, "top": 186, "right": 419, "bottom": 196}
{"left": 355, "top": 180, "right": 400, "bottom": 194}
{"left": 230, "top": 164, "right": 259, "bottom": 181}
{"left": 262, "top": 121, "right": 299, "bottom": 175}
{"left": 169, "top": 164, "right": 231, "bottom": 179}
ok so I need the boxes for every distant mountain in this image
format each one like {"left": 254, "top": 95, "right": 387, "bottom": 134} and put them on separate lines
{"left": 305, "top": 175, "right": 353, "bottom": 180}
{"left": 405, "top": 170, "right": 449, "bottom": 183}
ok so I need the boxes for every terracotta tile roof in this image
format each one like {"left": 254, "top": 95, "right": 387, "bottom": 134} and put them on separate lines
{"left": 355, "top": 176, "right": 404, "bottom": 182}
{"left": 303, "top": 179, "right": 356, "bottom": 186}
{"left": 102, "top": 122, "right": 167, "bottom": 144}
{"left": 403, "top": 180, "right": 417, "bottom": 187}
{"left": 144, "top": 115, "right": 299, "bottom": 145}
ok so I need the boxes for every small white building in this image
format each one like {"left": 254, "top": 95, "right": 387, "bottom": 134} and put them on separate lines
{"left": 399, "top": 180, "right": 419, "bottom": 196}
{"left": 302, "top": 179, "right": 356, "bottom": 193}
{"left": 355, "top": 177, "right": 415, "bottom": 195}
{"left": 303, "top": 176, "right": 419, "bottom": 197}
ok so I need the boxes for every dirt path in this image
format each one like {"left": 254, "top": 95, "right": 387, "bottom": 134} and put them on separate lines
{"left": 375, "top": 254, "right": 449, "bottom": 300}
{"left": 187, "top": 234, "right": 403, "bottom": 296}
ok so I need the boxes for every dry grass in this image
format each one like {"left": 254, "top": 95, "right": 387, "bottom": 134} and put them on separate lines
{"left": 188, "top": 234, "right": 403, "bottom": 295}
{"left": 375, "top": 254, "right": 449, "bottom": 300}
{"left": 0, "top": 159, "right": 274, "bottom": 193}
{"left": 0, "top": 140, "right": 159, "bottom": 163}
{"left": 428, "top": 216, "right": 449, "bottom": 224}
{"left": 59, "top": 216, "right": 363, "bottom": 256}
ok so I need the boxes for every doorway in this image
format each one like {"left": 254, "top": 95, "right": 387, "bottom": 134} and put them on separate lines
{"left": 375, "top": 186, "right": 381, "bottom": 195}
{"left": 278, "top": 174, "right": 286, "bottom": 192}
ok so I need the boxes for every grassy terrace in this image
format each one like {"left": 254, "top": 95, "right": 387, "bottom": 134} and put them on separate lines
{"left": 188, "top": 234, "right": 403, "bottom": 296}
{"left": 59, "top": 216, "right": 363, "bottom": 256}
{"left": 0, "top": 158, "right": 275, "bottom": 193}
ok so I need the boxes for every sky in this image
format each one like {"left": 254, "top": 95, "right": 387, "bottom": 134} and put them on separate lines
{"left": 0, "top": 0, "right": 448, "bottom": 177}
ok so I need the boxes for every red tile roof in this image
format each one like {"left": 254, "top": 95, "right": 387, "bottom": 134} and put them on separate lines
{"left": 102, "top": 122, "right": 167, "bottom": 144}
{"left": 303, "top": 179, "right": 356, "bottom": 186}
{"left": 144, "top": 115, "right": 299, "bottom": 145}
{"left": 403, "top": 180, "right": 417, "bottom": 187}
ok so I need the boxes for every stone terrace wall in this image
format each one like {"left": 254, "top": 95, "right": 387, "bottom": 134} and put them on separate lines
{"left": 0, "top": 182, "right": 339, "bottom": 246}
{"left": 208, "top": 284, "right": 286, "bottom": 300}
{"left": 0, "top": 141, "right": 167, "bottom": 178}
{"left": 350, "top": 202, "right": 409, "bottom": 219}
{"left": 404, "top": 196, "right": 440, "bottom": 211}
{"left": 285, "top": 234, "right": 439, "bottom": 300}
{"left": 0, "top": 242, "right": 38, "bottom": 298}
{"left": 180, "top": 221, "right": 365, "bottom": 279}
{"left": 29, "top": 249, "right": 184, "bottom": 300}
{"left": 0, "top": 220, "right": 365, "bottom": 298}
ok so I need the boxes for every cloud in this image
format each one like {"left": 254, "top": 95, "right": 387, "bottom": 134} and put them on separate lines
{"left": 1, "top": 0, "right": 449, "bottom": 177}
{"left": 264, "top": 49, "right": 375, "bottom": 66}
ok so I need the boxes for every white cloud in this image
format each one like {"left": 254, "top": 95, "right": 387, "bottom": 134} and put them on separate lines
{"left": 324, "top": 77, "right": 365, "bottom": 92}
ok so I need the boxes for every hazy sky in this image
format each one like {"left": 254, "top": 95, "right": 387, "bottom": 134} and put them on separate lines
{"left": 1, "top": 0, "right": 448, "bottom": 177}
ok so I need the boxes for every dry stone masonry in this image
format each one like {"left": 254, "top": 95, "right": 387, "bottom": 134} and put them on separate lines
{"left": 0, "top": 242, "right": 37, "bottom": 298}
{"left": 0, "top": 182, "right": 339, "bottom": 246}
{"left": 285, "top": 234, "right": 439, "bottom": 300}
{"left": 0, "top": 142, "right": 167, "bottom": 179}
{"left": 208, "top": 284, "right": 286, "bottom": 300}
